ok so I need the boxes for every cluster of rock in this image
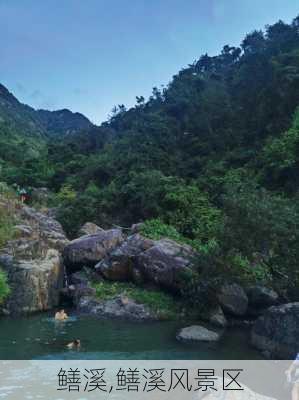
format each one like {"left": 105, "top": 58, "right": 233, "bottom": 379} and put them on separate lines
{"left": 1, "top": 202, "right": 298, "bottom": 359}
{"left": 0, "top": 202, "right": 69, "bottom": 314}
{"left": 64, "top": 228, "right": 196, "bottom": 293}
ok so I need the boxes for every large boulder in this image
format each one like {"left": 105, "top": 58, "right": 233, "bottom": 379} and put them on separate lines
{"left": 0, "top": 201, "right": 69, "bottom": 315}
{"left": 247, "top": 285, "right": 279, "bottom": 313}
{"left": 176, "top": 325, "right": 220, "bottom": 342}
{"left": 19, "top": 206, "right": 69, "bottom": 253}
{"left": 95, "top": 234, "right": 154, "bottom": 282}
{"left": 136, "top": 239, "right": 195, "bottom": 292}
{"left": 207, "top": 306, "right": 227, "bottom": 328}
{"left": 78, "top": 222, "right": 104, "bottom": 237}
{"left": 217, "top": 283, "right": 248, "bottom": 316}
{"left": 63, "top": 229, "right": 124, "bottom": 272}
{"left": 77, "top": 294, "right": 156, "bottom": 321}
{"left": 251, "top": 302, "right": 299, "bottom": 359}
{"left": 1, "top": 249, "right": 64, "bottom": 314}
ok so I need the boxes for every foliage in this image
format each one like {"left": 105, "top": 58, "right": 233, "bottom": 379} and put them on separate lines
{"left": 261, "top": 107, "right": 299, "bottom": 192}
{"left": 0, "top": 203, "right": 16, "bottom": 249}
{"left": 140, "top": 219, "right": 183, "bottom": 242}
{"left": 1, "top": 16, "right": 299, "bottom": 296}
{"left": 93, "top": 281, "right": 180, "bottom": 319}
{"left": 0, "top": 269, "right": 10, "bottom": 305}
{"left": 219, "top": 182, "right": 299, "bottom": 290}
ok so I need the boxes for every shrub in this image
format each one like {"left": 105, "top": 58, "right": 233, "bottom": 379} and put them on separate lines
{"left": 140, "top": 219, "right": 183, "bottom": 242}
{"left": 0, "top": 206, "right": 15, "bottom": 249}
{"left": 0, "top": 269, "right": 10, "bottom": 305}
{"left": 93, "top": 281, "right": 180, "bottom": 319}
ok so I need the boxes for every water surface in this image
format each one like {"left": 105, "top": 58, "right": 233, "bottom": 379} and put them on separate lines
{"left": 0, "top": 312, "right": 261, "bottom": 359}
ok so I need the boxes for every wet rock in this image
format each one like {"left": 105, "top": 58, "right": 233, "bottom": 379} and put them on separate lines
{"left": 77, "top": 294, "right": 156, "bottom": 321}
{"left": 217, "top": 283, "right": 248, "bottom": 316}
{"left": 63, "top": 229, "right": 124, "bottom": 272}
{"left": 208, "top": 306, "right": 227, "bottom": 328}
{"left": 176, "top": 325, "right": 220, "bottom": 342}
{"left": 251, "top": 302, "right": 299, "bottom": 359}
{"left": 247, "top": 285, "right": 279, "bottom": 310}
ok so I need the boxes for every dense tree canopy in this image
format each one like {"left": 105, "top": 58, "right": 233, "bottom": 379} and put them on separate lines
{"left": 1, "top": 16, "right": 299, "bottom": 294}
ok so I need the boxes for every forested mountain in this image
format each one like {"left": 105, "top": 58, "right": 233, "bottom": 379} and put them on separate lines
{"left": 0, "top": 83, "right": 93, "bottom": 186}
{"left": 37, "top": 109, "right": 92, "bottom": 137}
{"left": 1, "top": 17, "right": 299, "bottom": 294}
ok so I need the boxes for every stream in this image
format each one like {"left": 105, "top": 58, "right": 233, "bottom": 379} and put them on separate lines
{"left": 0, "top": 311, "right": 261, "bottom": 359}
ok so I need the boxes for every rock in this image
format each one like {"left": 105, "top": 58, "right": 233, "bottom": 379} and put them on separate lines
{"left": 130, "top": 223, "right": 144, "bottom": 234}
{"left": 251, "top": 302, "right": 299, "bottom": 359}
{"left": 136, "top": 238, "right": 195, "bottom": 292}
{"left": 1, "top": 249, "right": 64, "bottom": 314}
{"left": 78, "top": 222, "right": 104, "bottom": 237}
{"left": 176, "top": 325, "right": 220, "bottom": 342}
{"left": 247, "top": 285, "right": 279, "bottom": 309}
{"left": 0, "top": 201, "right": 69, "bottom": 315}
{"left": 217, "top": 283, "right": 248, "bottom": 316}
{"left": 77, "top": 294, "right": 156, "bottom": 321}
{"left": 14, "top": 224, "right": 33, "bottom": 238}
{"left": 19, "top": 206, "right": 69, "bottom": 252}
{"left": 208, "top": 306, "right": 227, "bottom": 328}
{"left": 63, "top": 229, "right": 124, "bottom": 272}
{"left": 95, "top": 234, "right": 154, "bottom": 281}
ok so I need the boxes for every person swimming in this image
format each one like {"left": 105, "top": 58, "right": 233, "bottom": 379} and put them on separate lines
{"left": 66, "top": 339, "right": 81, "bottom": 350}
{"left": 55, "top": 309, "right": 68, "bottom": 321}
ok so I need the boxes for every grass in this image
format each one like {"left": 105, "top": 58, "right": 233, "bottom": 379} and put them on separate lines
{"left": 0, "top": 205, "right": 16, "bottom": 249}
{"left": 0, "top": 269, "right": 10, "bottom": 305}
{"left": 93, "top": 281, "right": 182, "bottom": 320}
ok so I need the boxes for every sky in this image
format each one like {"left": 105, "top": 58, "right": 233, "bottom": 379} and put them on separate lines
{"left": 0, "top": 0, "right": 298, "bottom": 124}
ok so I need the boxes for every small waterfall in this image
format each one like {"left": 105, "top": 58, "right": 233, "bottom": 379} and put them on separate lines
{"left": 63, "top": 264, "right": 69, "bottom": 288}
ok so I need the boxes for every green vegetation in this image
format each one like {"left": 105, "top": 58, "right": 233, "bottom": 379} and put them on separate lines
{"left": 140, "top": 219, "right": 186, "bottom": 243}
{"left": 0, "top": 182, "right": 17, "bottom": 248}
{"left": 93, "top": 281, "right": 181, "bottom": 319}
{"left": 0, "top": 17, "right": 299, "bottom": 298}
{"left": 0, "top": 269, "right": 10, "bottom": 305}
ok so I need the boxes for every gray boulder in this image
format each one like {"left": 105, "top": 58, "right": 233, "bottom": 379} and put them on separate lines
{"left": 217, "top": 283, "right": 248, "bottom": 316}
{"left": 251, "top": 302, "right": 299, "bottom": 359}
{"left": 176, "top": 325, "right": 220, "bottom": 342}
{"left": 0, "top": 203, "right": 69, "bottom": 315}
{"left": 208, "top": 306, "right": 227, "bottom": 328}
{"left": 78, "top": 222, "right": 104, "bottom": 237}
{"left": 136, "top": 238, "right": 195, "bottom": 292}
{"left": 247, "top": 285, "right": 279, "bottom": 310}
{"left": 130, "top": 223, "right": 144, "bottom": 234}
{"left": 77, "top": 294, "right": 156, "bottom": 321}
{"left": 19, "top": 206, "right": 69, "bottom": 252}
{"left": 1, "top": 249, "right": 64, "bottom": 314}
{"left": 95, "top": 234, "right": 154, "bottom": 281}
{"left": 63, "top": 229, "right": 124, "bottom": 272}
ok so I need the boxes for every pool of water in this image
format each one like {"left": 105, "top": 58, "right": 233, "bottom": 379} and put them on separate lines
{"left": 0, "top": 311, "right": 261, "bottom": 359}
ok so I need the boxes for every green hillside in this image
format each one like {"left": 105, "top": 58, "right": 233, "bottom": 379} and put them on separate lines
{"left": 1, "top": 16, "right": 299, "bottom": 294}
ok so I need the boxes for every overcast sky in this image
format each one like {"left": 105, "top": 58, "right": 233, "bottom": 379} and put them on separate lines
{"left": 0, "top": 0, "right": 298, "bottom": 124}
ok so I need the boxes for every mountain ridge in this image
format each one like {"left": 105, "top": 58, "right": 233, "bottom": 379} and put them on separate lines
{"left": 0, "top": 83, "right": 94, "bottom": 138}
